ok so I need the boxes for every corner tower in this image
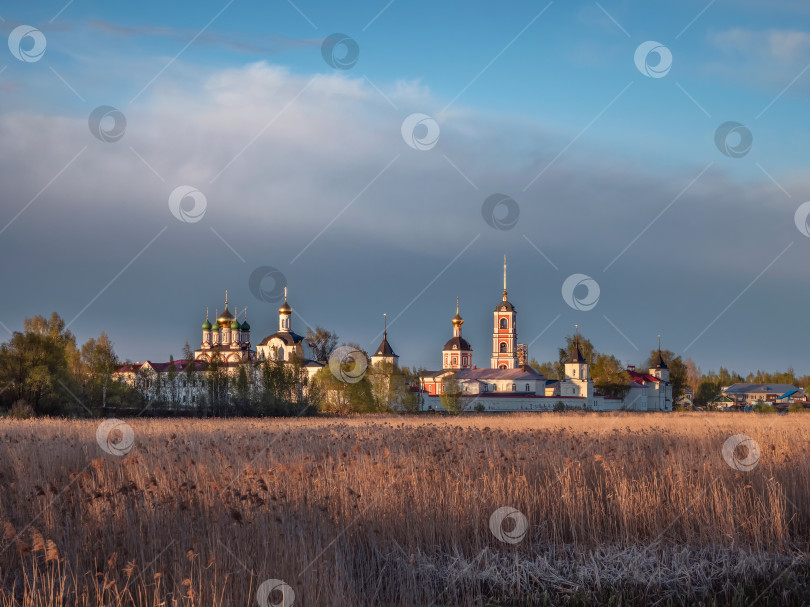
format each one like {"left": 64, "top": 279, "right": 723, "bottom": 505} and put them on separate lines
{"left": 371, "top": 313, "right": 399, "bottom": 367}
{"left": 491, "top": 256, "right": 518, "bottom": 369}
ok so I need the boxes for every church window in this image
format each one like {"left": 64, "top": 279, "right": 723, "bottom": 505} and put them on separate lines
{"left": 452, "top": 357, "right": 457, "bottom": 365}
{"left": 499, "top": 364, "right": 506, "bottom": 370}
{"left": 500, "top": 318, "right": 507, "bottom": 329}
{"left": 525, "top": 383, "right": 530, "bottom": 392}
{"left": 511, "top": 384, "right": 516, "bottom": 391}
{"left": 499, "top": 342, "right": 507, "bottom": 353}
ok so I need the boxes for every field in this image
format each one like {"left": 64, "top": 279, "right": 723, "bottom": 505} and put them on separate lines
{"left": 0, "top": 413, "right": 809, "bottom": 606}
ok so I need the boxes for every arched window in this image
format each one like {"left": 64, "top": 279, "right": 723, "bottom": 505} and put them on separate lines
{"left": 511, "top": 383, "right": 516, "bottom": 391}
{"left": 499, "top": 364, "right": 507, "bottom": 370}
{"left": 499, "top": 342, "right": 507, "bottom": 353}
{"left": 500, "top": 318, "right": 507, "bottom": 329}
{"left": 525, "top": 383, "right": 530, "bottom": 392}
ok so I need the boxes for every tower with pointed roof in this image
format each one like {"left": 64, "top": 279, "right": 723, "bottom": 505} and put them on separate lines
{"left": 371, "top": 313, "right": 399, "bottom": 367}
{"left": 565, "top": 329, "right": 589, "bottom": 382}
{"left": 443, "top": 297, "right": 473, "bottom": 370}
{"left": 649, "top": 335, "right": 670, "bottom": 382}
{"left": 560, "top": 327, "right": 592, "bottom": 401}
{"left": 491, "top": 256, "right": 519, "bottom": 369}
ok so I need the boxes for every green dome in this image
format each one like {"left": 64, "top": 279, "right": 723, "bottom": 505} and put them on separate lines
{"left": 211, "top": 321, "right": 220, "bottom": 331}
{"left": 230, "top": 319, "right": 240, "bottom": 330}
{"left": 241, "top": 320, "right": 250, "bottom": 331}
{"left": 202, "top": 319, "right": 212, "bottom": 330}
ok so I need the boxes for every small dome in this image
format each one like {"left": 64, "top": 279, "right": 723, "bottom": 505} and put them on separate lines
{"left": 230, "top": 319, "right": 240, "bottom": 330}
{"left": 452, "top": 312, "right": 463, "bottom": 326}
{"left": 202, "top": 319, "right": 212, "bottom": 330}
{"left": 211, "top": 321, "right": 220, "bottom": 331}
{"left": 279, "top": 301, "right": 292, "bottom": 314}
{"left": 241, "top": 320, "right": 251, "bottom": 331}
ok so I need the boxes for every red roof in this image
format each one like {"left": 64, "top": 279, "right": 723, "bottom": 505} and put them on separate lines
{"left": 626, "top": 369, "right": 661, "bottom": 385}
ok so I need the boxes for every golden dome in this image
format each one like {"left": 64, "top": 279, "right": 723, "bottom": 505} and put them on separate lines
{"left": 451, "top": 296, "right": 463, "bottom": 326}
{"left": 279, "top": 286, "right": 292, "bottom": 314}
{"left": 217, "top": 305, "right": 234, "bottom": 325}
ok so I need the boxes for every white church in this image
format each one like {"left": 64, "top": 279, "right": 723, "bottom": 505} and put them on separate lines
{"left": 418, "top": 259, "right": 673, "bottom": 412}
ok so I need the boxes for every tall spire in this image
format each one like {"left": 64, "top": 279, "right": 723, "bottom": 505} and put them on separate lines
{"left": 225, "top": 290, "right": 228, "bottom": 308}
{"left": 503, "top": 254, "right": 507, "bottom": 300}
{"left": 655, "top": 334, "right": 668, "bottom": 369}
{"left": 456, "top": 296, "right": 460, "bottom": 315}
{"left": 383, "top": 312, "right": 387, "bottom": 336}
{"left": 570, "top": 324, "right": 586, "bottom": 364}
{"left": 284, "top": 286, "right": 287, "bottom": 302}
{"left": 206, "top": 307, "right": 209, "bottom": 321}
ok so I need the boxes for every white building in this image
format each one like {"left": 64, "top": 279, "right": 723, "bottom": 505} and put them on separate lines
{"left": 115, "top": 288, "right": 324, "bottom": 405}
{"left": 420, "top": 258, "right": 673, "bottom": 413}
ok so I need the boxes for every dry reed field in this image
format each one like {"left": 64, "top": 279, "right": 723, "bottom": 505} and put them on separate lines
{"left": 1, "top": 413, "right": 809, "bottom": 606}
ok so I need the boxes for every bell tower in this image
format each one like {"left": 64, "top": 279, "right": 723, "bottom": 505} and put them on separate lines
{"left": 442, "top": 297, "right": 473, "bottom": 370}
{"left": 491, "top": 255, "right": 518, "bottom": 369}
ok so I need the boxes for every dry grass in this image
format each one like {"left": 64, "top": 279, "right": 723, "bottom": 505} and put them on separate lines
{"left": 0, "top": 412, "right": 808, "bottom": 606}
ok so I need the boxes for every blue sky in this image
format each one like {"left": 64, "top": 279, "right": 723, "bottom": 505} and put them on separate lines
{"left": 1, "top": 0, "right": 809, "bottom": 374}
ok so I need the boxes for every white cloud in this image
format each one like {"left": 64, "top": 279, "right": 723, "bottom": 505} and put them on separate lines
{"left": 707, "top": 28, "right": 810, "bottom": 86}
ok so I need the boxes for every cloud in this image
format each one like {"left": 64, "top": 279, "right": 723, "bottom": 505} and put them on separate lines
{"left": 707, "top": 28, "right": 810, "bottom": 87}
{"left": 0, "top": 61, "right": 807, "bottom": 371}
{"left": 86, "top": 18, "right": 320, "bottom": 55}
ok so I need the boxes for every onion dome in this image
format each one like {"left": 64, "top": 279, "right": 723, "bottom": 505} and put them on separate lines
{"left": 279, "top": 287, "right": 292, "bottom": 315}
{"left": 230, "top": 318, "right": 240, "bottom": 330}
{"left": 211, "top": 321, "right": 220, "bottom": 331}
{"left": 202, "top": 319, "right": 212, "bottom": 330}
{"left": 217, "top": 307, "right": 234, "bottom": 326}
{"left": 452, "top": 296, "right": 464, "bottom": 326}
{"left": 241, "top": 319, "right": 250, "bottom": 331}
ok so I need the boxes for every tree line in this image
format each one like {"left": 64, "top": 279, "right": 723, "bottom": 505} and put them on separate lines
{"left": 529, "top": 333, "right": 810, "bottom": 408}
{"left": 0, "top": 313, "right": 422, "bottom": 418}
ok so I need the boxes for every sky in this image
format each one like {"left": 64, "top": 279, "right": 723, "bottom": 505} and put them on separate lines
{"left": 0, "top": 0, "right": 809, "bottom": 374}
